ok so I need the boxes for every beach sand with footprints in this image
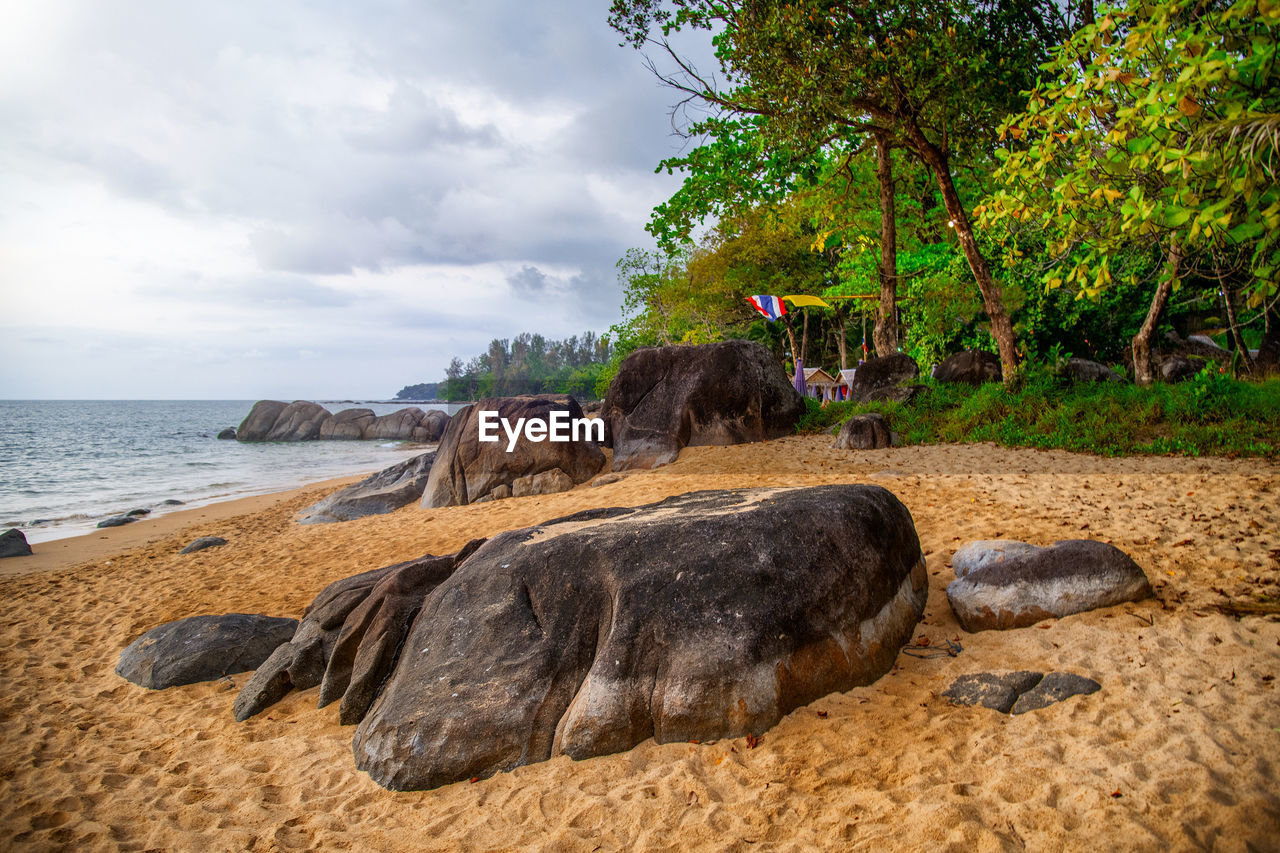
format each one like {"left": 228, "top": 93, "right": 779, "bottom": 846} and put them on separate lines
{"left": 2, "top": 437, "right": 1278, "bottom": 850}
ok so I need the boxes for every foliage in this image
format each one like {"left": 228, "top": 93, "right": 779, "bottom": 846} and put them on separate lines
{"left": 827, "top": 371, "right": 1280, "bottom": 456}
{"left": 981, "top": 0, "right": 1280, "bottom": 304}
{"left": 439, "top": 332, "right": 613, "bottom": 402}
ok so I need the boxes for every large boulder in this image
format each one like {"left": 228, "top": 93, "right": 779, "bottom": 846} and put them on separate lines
{"left": 298, "top": 452, "right": 437, "bottom": 524}
{"left": 235, "top": 400, "right": 289, "bottom": 441}
{"left": 320, "top": 408, "right": 376, "bottom": 440}
{"left": 0, "top": 528, "right": 32, "bottom": 558}
{"left": 420, "top": 396, "right": 604, "bottom": 507}
{"left": 264, "top": 401, "right": 330, "bottom": 441}
{"left": 1061, "top": 358, "right": 1123, "bottom": 384}
{"left": 833, "top": 413, "right": 893, "bottom": 450}
{"left": 947, "top": 539, "right": 1152, "bottom": 631}
{"left": 365, "top": 407, "right": 428, "bottom": 441}
{"left": 602, "top": 340, "right": 804, "bottom": 471}
{"left": 238, "top": 485, "right": 926, "bottom": 792}
{"left": 117, "top": 614, "right": 299, "bottom": 689}
{"left": 846, "top": 354, "right": 919, "bottom": 401}
{"left": 932, "top": 350, "right": 1002, "bottom": 385}
{"left": 417, "top": 409, "right": 450, "bottom": 442}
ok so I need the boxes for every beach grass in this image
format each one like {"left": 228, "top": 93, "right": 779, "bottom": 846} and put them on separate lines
{"left": 800, "top": 370, "right": 1280, "bottom": 457}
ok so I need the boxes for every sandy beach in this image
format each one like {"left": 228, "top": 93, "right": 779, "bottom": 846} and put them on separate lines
{"left": 2, "top": 437, "right": 1278, "bottom": 851}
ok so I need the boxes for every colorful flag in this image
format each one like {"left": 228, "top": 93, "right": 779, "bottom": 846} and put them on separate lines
{"left": 747, "top": 295, "right": 787, "bottom": 321}
{"left": 783, "top": 294, "right": 832, "bottom": 308}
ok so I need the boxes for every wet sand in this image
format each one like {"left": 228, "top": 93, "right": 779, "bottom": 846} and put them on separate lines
{"left": 2, "top": 438, "right": 1278, "bottom": 850}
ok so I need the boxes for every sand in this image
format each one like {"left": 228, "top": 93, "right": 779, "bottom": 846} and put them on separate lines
{"left": 2, "top": 438, "right": 1278, "bottom": 851}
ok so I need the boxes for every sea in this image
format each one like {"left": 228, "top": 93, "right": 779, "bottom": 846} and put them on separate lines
{"left": 0, "top": 400, "right": 467, "bottom": 544}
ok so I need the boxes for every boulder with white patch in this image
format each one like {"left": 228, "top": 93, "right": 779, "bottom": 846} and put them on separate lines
{"left": 947, "top": 539, "right": 1152, "bottom": 632}
{"left": 235, "top": 484, "right": 927, "bottom": 791}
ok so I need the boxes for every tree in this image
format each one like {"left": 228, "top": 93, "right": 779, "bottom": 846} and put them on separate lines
{"left": 609, "top": 0, "right": 1072, "bottom": 384}
{"left": 982, "top": 0, "right": 1280, "bottom": 383}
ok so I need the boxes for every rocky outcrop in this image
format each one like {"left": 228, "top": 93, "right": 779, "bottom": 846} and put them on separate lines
{"left": 238, "top": 485, "right": 927, "bottom": 791}
{"left": 236, "top": 401, "right": 451, "bottom": 443}
{"left": 319, "top": 408, "right": 376, "bottom": 440}
{"left": 1061, "top": 358, "right": 1123, "bottom": 383}
{"left": 117, "top": 614, "right": 299, "bottom": 690}
{"left": 420, "top": 396, "right": 604, "bottom": 507}
{"left": 216, "top": 427, "right": 237, "bottom": 440}
{"left": 602, "top": 340, "right": 805, "bottom": 471}
{"left": 846, "top": 354, "right": 919, "bottom": 401}
{"left": 932, "top": 350, "right": 1002, "bottom": 385}
{"left": 298, "top": 453, "right": 436, "bottom": 524}
{"left": 0, "top": 528, "right": 32, "bottom": 558}
{"left": 179, "top": 536, "right": 227, "bottom": 554}
{"left": 943, "top": 671, "right": 1101, "bottom": 714}
{"left": 833, "top": 414, "right": 893, "bottom": 450}
{"left": 947, "top": 539, "right": 1152, "bottom": 631}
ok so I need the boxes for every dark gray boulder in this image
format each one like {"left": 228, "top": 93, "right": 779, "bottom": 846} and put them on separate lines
{"left": 320, "top": 408, "right": 376, "bottom": 440}
{"left": 1158, "top": 355, "right": 1202, "bottom": 383}
{"left": 602, "top": 340, "right": 804, "bottom": 471}
{"left": 932, "top": 350, "right": 1002, "bottom": 385}
{"left": 126, "top": 508, "right": 151, "bottom": 517}
{"left": 846, "top": 354, "right": 919, "bottom": 401}
{"left": 217, "top": 427, "right": 237, "bottom": 440}
{"left": 97, "top": 515, "right": 138, "bottom": 529}
{"left": 1061, "top": 358, "right": 1123, "bottom": 383}
{"left": 235, "top": 400, "right": 289, "bottom": 441}
{"left": 947, "top": 539, "right": 1152, "bottom": 632}
{"left": 117, "top": 614, "right": 299, "bottom": 689}
{"left": 180, "top": 536, "right": 228, "bottom": 554}
{"left": 298, "top": 452, "right": 436, "bottom": 524}
{"left": 234, "top": 544, "right": 483, "bottom": 724}
{"left": 235, "top": 485, "right": 926, "bottom": 792}
{"left": 942, "top": 671, "right": 1044, "bottom": 713}
{"left": 1010, "top": 672, "right": 1101, "bottom": 715}
{"left": 421, "top": 396, "right": 604, "bottom": 507}
{"left": 944, "top": 671, "right": 1100, "bottom": 714}
{"left": 833, "top": 413, "right": 893, "bottom": 450}
{"left": 362, "top": 485, "right": 924, "bottom": 790}
{"left": 0, "top": 528, "right": 32, "bottom": 558}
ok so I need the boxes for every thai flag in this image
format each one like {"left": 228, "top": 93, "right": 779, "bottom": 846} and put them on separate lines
{"left": 747, "top": 295, "right": 787, "bottom": 321}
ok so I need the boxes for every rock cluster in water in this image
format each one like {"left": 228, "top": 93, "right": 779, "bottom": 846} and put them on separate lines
{"left": 236, "top": 401, "right": 449, "bottom": 443}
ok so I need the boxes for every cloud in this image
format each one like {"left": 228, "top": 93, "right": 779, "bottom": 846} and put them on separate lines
{"left": 0, "top": 0, "right": 706, "bottom": 398}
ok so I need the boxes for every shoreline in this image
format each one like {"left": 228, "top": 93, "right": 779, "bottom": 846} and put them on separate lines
{"left": 0, "top": 473, "right": 364, "bottom": 579}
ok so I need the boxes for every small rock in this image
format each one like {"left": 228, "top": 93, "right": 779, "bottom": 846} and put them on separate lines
{"left": 0, "top": 528, "right": 33, "bottom": 558}
{"left": 180, "top": 536, "right": 228, "bottom": 554}
{"left": 1010, "top": 672, "right": 1101, "bottom": 715}
{"left": 126, "top": 508, "right": 151, "bottom": 517}
{"left": 511, "top": 468, "right": 575, "bottom": 498}
{"left": 117, "top": 614, "right": 299, "bottom": 689}
{"left": 1159, "top": 355, "right": 1202, "bottom": 383}
{"left": 217, "top": 427, "right": 237, "bottom": 440}
{"left": 942, "top": 671, "right": 1044, "bottom": 713}
{"left": 1061, "top": 358, "right": 1123, "bottom": 383}
{"left": 932, "top": 350, "right": 1002, "bottom": 385}
{"left": 97, "top": 515, "right": 138, "bottom": 529}
{"left": 161, "top": 499, "right": 185, "bottom": 506}
{"left": 833, "top": 414, "right": 893, "bottom": 450}
{"left": 944, "top": 671, "right": 1100, "bottom": 715}
{"left": 947, "top": 539, "right": 1152, "bottom": 631}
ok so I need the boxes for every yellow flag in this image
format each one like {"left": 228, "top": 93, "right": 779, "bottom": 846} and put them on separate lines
{"left": 783, "top": 294, "right": 831, "bottom": 308}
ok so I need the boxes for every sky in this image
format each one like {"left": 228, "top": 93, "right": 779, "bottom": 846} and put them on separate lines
{"left": 0, "top": 1, "right": 703, "bottom": 399}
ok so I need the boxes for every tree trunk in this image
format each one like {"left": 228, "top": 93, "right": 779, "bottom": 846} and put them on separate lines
{"left": 908, "top": 126, "right": 1020, "bottom": 384}
{"left": 783, "top": 314, "right": 801, "bottom": 369}
{"left": 833, "top": 303, "right": 849, "bottom": 370}
{"left": 1218, "top": 275, "right": 1255, "bottom": 375}
{"left": 873, "top": 132, "right": 900, "bottom": 357}
{"left": 1132, "top": 243, "right": 1181, "bottom": 386}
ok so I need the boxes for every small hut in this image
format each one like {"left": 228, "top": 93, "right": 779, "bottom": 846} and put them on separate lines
{"left": 803, "top": 367, "right": 840, "bottom": 404}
